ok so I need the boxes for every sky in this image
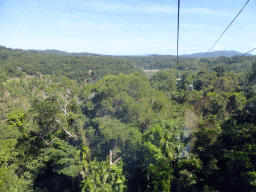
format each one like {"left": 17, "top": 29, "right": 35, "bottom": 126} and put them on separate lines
{"left": 0, "top": 0, "right": 256, "bottom": 55}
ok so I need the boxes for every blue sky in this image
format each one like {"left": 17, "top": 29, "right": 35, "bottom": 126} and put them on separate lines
{"left": 1, "top": 0, "right": 256, "bottom": 55}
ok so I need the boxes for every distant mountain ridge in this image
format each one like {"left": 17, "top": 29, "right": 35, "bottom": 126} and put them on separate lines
{"left": 25, "top": 49, "right": 254, "bottom": 58}
{"left": 1, "top": 45, "right": 254, "bottom": 58}
{"left": 180, "top": 50, "right": 253, "bottom": 58}
{"left": 26, "top": 49, "right": 101, "bottom": 56}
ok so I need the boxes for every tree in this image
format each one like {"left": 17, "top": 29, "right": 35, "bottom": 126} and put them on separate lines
{"left": 45, "top": 76, "right": 78, "bottom": 116}
{"left": 39, "top": 139, "right": 83, "bottom": 192}
{"left": 31, "top": 98, "right": 61, "bottom": 138}
{"left": 142, "top": 118, "right": 187, "bottom": 191}
{"left": 80, "top": 147, "right": 126, "bottom": 192}
{"left": 149, "top": 70, "right": 176, "bottom": 92}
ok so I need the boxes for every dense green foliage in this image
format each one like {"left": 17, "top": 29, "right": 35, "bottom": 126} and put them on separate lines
{"left": 0, "top": 46, "right": 256, "bottom": 191}
{"left": 118, "top": 55, "right": 256, "bottom": 74}
{"left": 0, "top": 46, "right": 140, "bottom": 83}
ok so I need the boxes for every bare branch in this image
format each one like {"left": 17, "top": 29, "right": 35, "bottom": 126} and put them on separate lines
{"left": 43, "top": 138, "right": 57, "bottom": 145}
{"left": 103, "top": 173, "right": 109, "bottom": 187}
{"left": 110, "top": 150, "right": 113, "bottom": 164}
{"left": 64, "top": 129, "right": 77, "bottom": 139}
{"left": 109, "top": 150, "right": 121, "bottom": 165}
{"left": 66, "top": 99, "right": 72, "bottom": 106}
{"left": 64, "top": 129, "right": 73, "bottom": 137}
{"left": 113, "top": 157, "right": 122, "bottom": 164}
{"left": 103, "top": 150, "right": 122, "bottom": 187}
{"left": 56, "top": 99, "right": 62, "bottom": 107}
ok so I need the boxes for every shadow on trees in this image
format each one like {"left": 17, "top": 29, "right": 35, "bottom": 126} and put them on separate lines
{"left": 33, "top": 161, "right": 81, "bottom": 192}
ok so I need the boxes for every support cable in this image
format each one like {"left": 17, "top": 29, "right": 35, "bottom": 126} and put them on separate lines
{"left": 176, "top": 0, "right": 180, "bottom": 69}
{"left": 203, "top": 0, "right": 250, "bottom": 58}
{"left": 239, "top": 48, "right": 256, "bottom": 57}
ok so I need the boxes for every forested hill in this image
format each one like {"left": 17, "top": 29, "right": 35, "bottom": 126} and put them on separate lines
{"left": 27, "top": 49, "right": 101, "bottom": 57}
{"left": 0, "top": 45, "right": 141, "bottom": 83}
{"left": 180, "top": 50, "right": 253, "bottom": 58}
{"left": 120, "top": 54, "right": 256, "bottom": 73}
{"left": 1, "top": 45, "right": 256, "bottom": 75}
{"left": 27, "top": 49, "right": 253, "bottom": 58}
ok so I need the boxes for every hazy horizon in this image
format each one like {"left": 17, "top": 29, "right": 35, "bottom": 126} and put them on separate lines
{"left": 1, "top": 44, "right": 255, "bottom": 57}
{"left": 1, "top": 0, "right": 256, "bottom": 55}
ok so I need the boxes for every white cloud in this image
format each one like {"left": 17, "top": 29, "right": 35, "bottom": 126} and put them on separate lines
{"left": 83, "top": 1, "right": 235, "bottom": 17}
{"left": 182, "top": 7, "right": 234, "bottom": 17}
{"left": 84, "top": 2, "right": 134, "bottom": 11}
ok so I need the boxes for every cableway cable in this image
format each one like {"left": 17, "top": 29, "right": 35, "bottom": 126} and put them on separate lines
{"left": 203, "top": 0, "right": 250, "bottom": 58}
{"left": 176, "top": 0, "right": 180, "bottom": 69}
{"left": 239, "top": 48, "right": 256, "bottom": 57}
